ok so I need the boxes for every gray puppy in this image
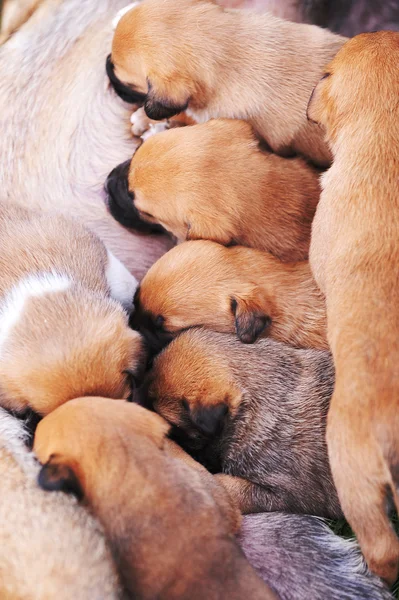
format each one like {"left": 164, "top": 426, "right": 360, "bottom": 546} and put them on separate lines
{"left": 143, "top": 328, "right": 341, "bottom": 519}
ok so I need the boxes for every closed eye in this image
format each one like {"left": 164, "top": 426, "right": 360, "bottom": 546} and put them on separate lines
{"left": 321, "top": 72, "right": 331, "bottom": 80}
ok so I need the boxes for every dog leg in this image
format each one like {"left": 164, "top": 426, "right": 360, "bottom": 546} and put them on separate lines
{"left": 216, "top": 474, "right": 295, "bottom": 514}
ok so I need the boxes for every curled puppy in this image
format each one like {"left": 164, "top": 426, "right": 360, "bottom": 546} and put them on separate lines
{"left": 142, "top": 328, "right": 341, "bottom": 519}
{"left": 108, "top": 0, "right": 346, "bottom": 166}
{"left": 0, "top": 202, "right": 144, "bottom": 415}
{"left": 132, "top": 240, "right": 327, "bottom": 353}
{"left": 240, "top": 513, "right": 393, "bottom": 600}
{"left": 107, "top": 119, "right": 321, "bottom": 261}
{"left": 34, "top": 397, "right": 278, "bottom": 600}
{"left": 0, "top": 407, "right": 120, "bottom": 599}
{"left": 307, "top": 31, "right": 399, "bottom": 584}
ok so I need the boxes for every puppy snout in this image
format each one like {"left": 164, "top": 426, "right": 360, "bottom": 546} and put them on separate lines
{"left": 106, "top": 54, "right": 146, "bottom": 105}
{"left": 129, "top": 313, "right": 173, "bottom": 358}
{"left": 105, "top": 160, "right": 165, "bottom": 233}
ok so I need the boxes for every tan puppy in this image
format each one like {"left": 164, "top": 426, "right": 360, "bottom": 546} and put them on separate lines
{"left": 109, "top": 0, "right": 346, "bottom": 166}
{"left": 109, "top": 118, "right": 321, "bottom": 261}
{"left": 307, "top": 31, "right": 399, "bottom": 584}
{"left": 34, "top": 397, "right": 278, "bottom": 600}
{"left": 0, "top": 202, "right": 144, "bottom": 415}
{"left": 132, "top": 240, "right": 327, "bottom": 353}
{"left": 0, "top": 407, "right": 120, "bottom": 599}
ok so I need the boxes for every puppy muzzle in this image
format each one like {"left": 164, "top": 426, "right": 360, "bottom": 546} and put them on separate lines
{"left": 106, "top": 55, "right": 147, "bottom": 105}
{"left": 105, "top": 159, "right": 166, "bottom": 233}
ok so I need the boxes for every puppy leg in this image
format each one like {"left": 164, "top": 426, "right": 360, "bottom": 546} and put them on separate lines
{"left": 327, "top": 391, "right": 399, "bottom": 586}
{"left": 216, "top": 474, "right": 294, "bottom": 514}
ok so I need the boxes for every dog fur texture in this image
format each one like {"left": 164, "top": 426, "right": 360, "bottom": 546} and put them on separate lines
{"left": 0, "top": 201, "right": 144, "bottom": 415}
{"left": 142, "top": 328, "right": 341, "bottom": 518}
{"left": 307, "top": 31, "right": 399, "bottom": 584}
{"left": 108, "top": 118, "right": 321, "bottom": 261}
{"left": 132, "top": 240, "right": 327, "bottom": 353}
{"left": 110, "top": 0, "right": 346, "bottom": 166}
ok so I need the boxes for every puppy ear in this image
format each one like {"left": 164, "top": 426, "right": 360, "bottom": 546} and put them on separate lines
{"left": 144, "top": 77, "right": 189, "bottom": 121}
{"left": 231, "top": 293, "right": 271, "bottom": 344}
{"left": 38, "top": 455, "right": 84, "bottom": 500}
{"left": 306, "top": 73, "right": 330, "bottom": 125}
{"left": 186, "top": 220, "right": 235, "bottom": 246}
{"left": 188, "top": 403, "right": 228, "bottom": 437}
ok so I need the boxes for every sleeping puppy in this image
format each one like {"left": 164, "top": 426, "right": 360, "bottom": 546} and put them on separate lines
{"left": 131, "top": 240, "right": 327, "bottom": 353}
{"left": 108, "top": 0, "right": 346, "bottom": 167}
{"left": 107, "top": 119, "right": 321, "bottom": 261}
{"left": 0, "top": 202, "right": 144, "bottom": 416}
{"left": 34, "top": 397, "right": 278, "bottom": 600}
{"left": 141, "top": 328, "right": 341, "bottom": 519}
{"left": 307, "top": 31, "right": 399, "bottom": 584}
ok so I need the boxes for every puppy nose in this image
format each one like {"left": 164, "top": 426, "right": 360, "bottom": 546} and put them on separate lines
{"left": 105, "top": 160, "right": 165, "bottom": 233}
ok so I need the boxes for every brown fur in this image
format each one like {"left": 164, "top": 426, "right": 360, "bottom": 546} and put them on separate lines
{"left": 143, "top": 328, "right": 341, "bottom": 518}
{"left": 0, "top": 202, "right": 144, "bottom": 415}
{"left": 124, "top": 118, "right": 320, "bottom": 260}
{"left": 307, "top": 31, "right": 399, "bottom": 585}
{"left": 110, "top": 0, "right": 346, "bottom": 166}
{"left": 132, "top": 240, "right": 327, "bottom": 351}
{"left": 34, "top": 397, "right": 277, "bottom": 600}
{"left": 0, "top": 407, "right": 120, "bottom": 599}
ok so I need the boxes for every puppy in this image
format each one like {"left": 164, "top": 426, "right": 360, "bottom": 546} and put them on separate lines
{"left": 132, "top": 240, "right": 327, "bottom": 353}
{"left": 0, "top": 202, "right": 144, "bottom": 415}
{"left": 107, "top": 119, "right": 321, "bottom": 261}
{"left": 109, "top": 0, "right": 346, "bottom": 166}
{"left": 34, "top": 397, "right": 279, "bottom": 600}
{"left": 0, "top": 407, "right": 120, "bottom": 599}
{"left": 142, "top": 328, "right": 341, "bottom": 519}
{"left": 307, "top": 31, "right": 399, "bottom": 584}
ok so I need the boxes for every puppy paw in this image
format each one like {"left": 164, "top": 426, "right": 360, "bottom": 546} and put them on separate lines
{"left": 327, "top": 395, "right": 399, "bottom": 586}
{"left": 112, "top": 2, "right": 140, "bottom": 30}
{"left": 130, "top": 107, "right": 155, "bottom": 137}
{"left": 140, "top": 122, "right": 170, "bottom": 141}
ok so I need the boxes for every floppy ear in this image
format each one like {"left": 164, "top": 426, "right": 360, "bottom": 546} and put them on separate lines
{"left": 230, "top": 292, "right": 272, "bottom": 344}
{"left": 188, "top": 403, "right": 228, "bottom": 437}
{"left": 306, "top": 73, "right": 330, "bottom": 125}
{"left": 144, "top": 77, "right": 190, "bottom": 121}
{"left": 186, "top": 219, "right": 236, "bottom": 246}
{"left": 38, "top": 455, "right": 84, "bottom": 500}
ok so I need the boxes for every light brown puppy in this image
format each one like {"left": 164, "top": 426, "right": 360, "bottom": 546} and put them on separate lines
{"left": 307, "top": 31, "right": 399, "bottom": 585}
{"left": 34, "top": 397, "right": 278, "bottom": 600}
{"left": 118, "top": 118, "right": 321, "bottom": 261}
{"left": 0, "top": 407, "right": 120, "bottom": 599}
{"left": 0, "top": 202, "right": 144, "bottom": 415}
{"left": 110, "top": 0, "right": 346, "bottom": 166}
{"left": 132, "top": 240, "right": 327, "bottom": 352}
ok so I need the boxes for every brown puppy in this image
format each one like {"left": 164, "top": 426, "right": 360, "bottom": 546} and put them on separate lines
{"left": 0, "top": 202, "right": 144, "bottom": 415}
{"left": 132, "top": 240, "right": 327, "bottom": 353}
{"left": 109, "top": 118, "right": 321, "bottom": 261}
{"left": 142, "top": 328, "right": 341, "bottom": 519}
{"left": 34, "top": 397, "right": 278, "bottom": 600}
{"left": 307, "top": 31, "right": 399, "bottom": 584}
{"left": 109, "top": 0, "right": 346, "bottom": 166}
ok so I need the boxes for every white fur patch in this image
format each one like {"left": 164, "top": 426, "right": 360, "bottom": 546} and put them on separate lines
{"left": 0, "top": 408, "right": 37, "bottom": 475}
{"left": 112, "top": 2, "right": 140, "bottom": 30}
{"left": 140, "top": 122, "right": 170, "bottom": 141}
{"left": 0, "top": 272, "right": 71, "bottom": 354}
{"left": 106, "top": 250, "right": 137, "bottom": 312}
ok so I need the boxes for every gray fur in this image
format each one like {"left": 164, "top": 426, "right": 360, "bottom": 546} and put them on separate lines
{"left": 240, "top": 513, "right": 393, "bottom": 600}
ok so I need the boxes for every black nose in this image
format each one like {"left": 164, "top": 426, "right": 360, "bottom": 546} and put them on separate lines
{"left": 105, "top": 160, "right": 166, "bottom": 233}
{"left": 106, "top": 54, "right": 147, "bottom": 105}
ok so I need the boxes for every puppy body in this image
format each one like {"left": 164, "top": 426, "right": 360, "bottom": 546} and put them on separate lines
{"left": 133, "top": 240, "right": 327, "bottom": 351}
{"left": 145, "top": 328, "right": 341, "bottom": 519}
{"left": 0, "top": 407, "right": 120, "bottom": 599}
{"left": 115, "top": 118, "right": 321, "bottom": 261}
{"left": 308, "top": 32, "right": 399, "bottom": 583}
{"left": 111, "top": 0, "right": 346, "bottom": 166}
{"left": 34, "top": 398, "right": 277, "bottom": 600}
{"left": 0, "top": 202, "right": 144, "bottom": 415}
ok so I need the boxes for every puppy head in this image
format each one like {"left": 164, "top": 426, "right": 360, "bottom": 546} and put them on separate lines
{"left": 126, "top": 119, "right": 255, "bottom": 243}
{"left": 110, "top": 0, "right": 222, "bottom": 119}
{"left": 143, "top": 328, "right": 242, "bottom": 468}
{"left": 131, "top": 241, "right": 272, "bottom": 353}
{"left": 0, "top": 291, "right": 146, "bottom": 415}
{"left": 307, "top": 32, "right": 399, "bottom": 144}
{"left": 105, "top": 159, "right": 166, "bottom": 233}
{"left": 35, "top": 397, "right": 170, "bottom": 499}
